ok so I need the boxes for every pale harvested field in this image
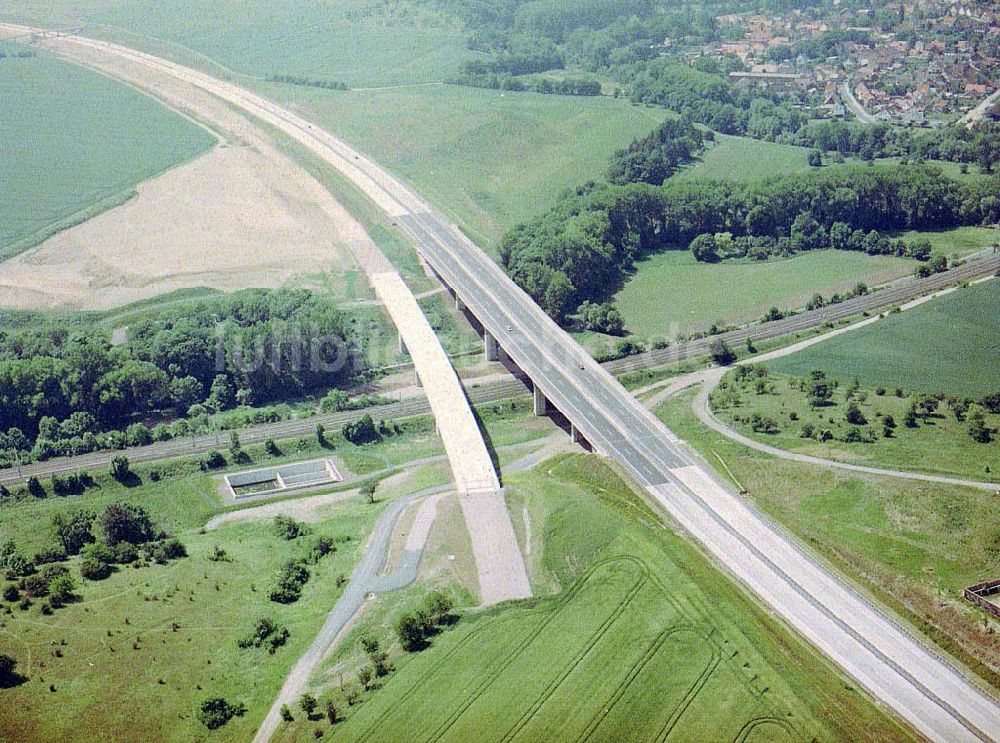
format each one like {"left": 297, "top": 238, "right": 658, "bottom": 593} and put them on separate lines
{"left": 0, "top": 40, "right": 363, "bottom": 310}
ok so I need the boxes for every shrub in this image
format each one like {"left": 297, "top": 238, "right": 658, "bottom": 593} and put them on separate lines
{"left": 197, "top": 697, "right": 246, "bottom": 730}
{"left": 200, "top": 450, "right": 227, "bottom": 470}
{"left": 109, "top": 455, "right": 131, "bottom": 483}
{"left": 280, "top": 704, "right": 294, "bottom": 722}
{"left": 273, "top": 515, "right": 308, "bottom": 540}
{"left": 53, "top": 510, "right": 95, "bottom": 555}
{"left": 396, "top": 611, "right": 431, "bottom": 652}
{"left": 80, "top": 556, "right": 112, "bottom": 581}
{"left": 26, "top": 476, "right": 45, "bottom": 498}
{"left": 325, "top": 699, "right": 340, "bottom": 724}
{"left": 5, "top": 553, "right": 33, "bottom": 580}
{"left": 268, "top": 559, "right": 310, "bottom": 604}
{"left": 237, "top": 617, "right": 290, "bottom": 654}
{"left": 306, "top": 535, "right": 335, "bottom": 563}
{"left": 48, "top": 574, "right": 76, "bottom": 607}
{"left": 342, "top": 414, "right": 381, "bottom": 445}
{"left": 300, "top": 693, "right": 318, "bottom": 719}
{"left": 21, "top": 574, "right": 51, "bottom": 599}
{"left": 0, "top": 653, "right": 20, "bottom": 686}
{"left": 845, "top": 403, "right": 867, "bottom": 425}
{"left": 33, "top": 546, "right": 66, "bottom": 566}
{"left": 125, "top": 424, "right": 152, "bottom": 447}
{"left": 100, "top": 503, "right": 156, "bottom": 546}
{"left": 969, "top": 416, "right": 993, "bottom": 444}
{"left": 113, "top": 542, "right": 138, "bottom": 565}
{"left": 709, "top": 339, "right": 735, "bottom": 366}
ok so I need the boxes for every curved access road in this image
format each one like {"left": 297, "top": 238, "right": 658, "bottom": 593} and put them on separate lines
{"left": 5, "top": 25, "right": 1000, "bottom": 743}
{"left": 252, "top": 484, "right": 449, "bottom": 743}
{"left": 689, "top": 370, "right": 1000, "bottom": 491}
{"left": 642, "top": 286, "right": 1000, "bottom": 492}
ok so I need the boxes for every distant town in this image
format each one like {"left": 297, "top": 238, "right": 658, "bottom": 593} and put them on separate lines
{"left": 700, "top": 1, "right": 999, "bottom": 125}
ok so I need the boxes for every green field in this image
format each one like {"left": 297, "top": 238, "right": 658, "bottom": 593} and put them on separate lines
{"left": 615, "top": 249, "right": 914, "bottom": 337}
{"left": 768, "top": 279, "right": 1000, "bottom": 397}
{"left": 276, "top": 455, "right": 910, "bottom": 743}
{"left": 261, "top": 83, "right": 660, "bottom": 248}
{"left": 712, "top": 369, "right": 1000, "bottom": 482}
{"left": 657, "top": 391, "right": 1000, "bottom": 690}
{"left": 9, "top": 2, "right": 659, "bottom": 252}
{"left": 673, "top": 133, "right": 814, "bottom": 182}
{"left": 0, "top": 43, "right": 214, "bottom": 259}
{"left": 9, "top": 0, "right": 476, "bottom": 87}
{"left": 891, "top": 226, "right": 998, "bottom": 259}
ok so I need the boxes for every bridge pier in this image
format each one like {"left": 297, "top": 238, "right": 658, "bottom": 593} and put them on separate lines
{"left": 398, "top": 334, "right": 408, "bottom": 356}
{"left": 484, "top": 331, "right": 500, "bottom": 362}
{"left": 533, "top": 385, "right": 548, "bottom": 416}
{"left": 455, "top": 293, "right": 466, "bottom": 312}
{"left": 570, "top": 423, "right": 586, "bottom": 446}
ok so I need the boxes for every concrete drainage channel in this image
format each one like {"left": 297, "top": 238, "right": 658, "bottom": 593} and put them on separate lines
{"left": 223, "top": 458, "right": 343, "bottom": 499}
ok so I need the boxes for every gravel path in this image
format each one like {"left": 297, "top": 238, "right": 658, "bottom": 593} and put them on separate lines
{"left": 249, "top": 435, "right": 558, "bottom": 741}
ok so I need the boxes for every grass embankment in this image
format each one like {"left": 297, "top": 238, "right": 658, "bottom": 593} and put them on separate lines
{"left": 615, "top": 249, "right": 914, "bottom": 338}
{"left": 261, "top": 83, "right": 659, "bottom": 250}
{"left": 0, "top": 42, "right": 214, "bottom": 259}
{"left": 890, "top": 225, "right": 998, "bottom": 260}
{"left": 275, "top": 454, "right": 909, "bottom": 742}
{"left": 712, "top": 367, "right": 1000, "bottom": 482}
{"left": 767, "top": 279, "right": 1000, "bottom": 398}
{"left": 657, "top": 390, "right": 1000, "bottom": 691}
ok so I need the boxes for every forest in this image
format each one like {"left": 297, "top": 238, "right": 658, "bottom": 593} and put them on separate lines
{"left": 0, "top": 289, "right": 365, "bottom": 462}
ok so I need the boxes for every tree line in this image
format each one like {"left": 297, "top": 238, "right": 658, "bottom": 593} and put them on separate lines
{"left": 0, "top": 288, "right": 364, "bottom": 463}
{"left": 500, "top": 162, "right": 999, "bottom": 322}
{"left": 450, "top": 71, "right": 601, "bottom": 96}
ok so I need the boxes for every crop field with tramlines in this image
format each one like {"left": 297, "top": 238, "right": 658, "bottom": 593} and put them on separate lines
{"left": 311, "top": 455, "right": 909, "bottom": 743}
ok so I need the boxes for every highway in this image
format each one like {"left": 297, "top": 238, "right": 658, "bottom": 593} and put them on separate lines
{"left": 6, "top": 26, "right": 1000, "bottom": 741}
{"left": 2, "top": 251, "right": 997, "bottom": 487}
{"left": 400, "top": 212, "right": 1000, "bottom": 743}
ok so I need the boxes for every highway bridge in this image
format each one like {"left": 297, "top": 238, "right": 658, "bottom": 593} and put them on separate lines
{"left": 6, "top": 26, "right": 1000, "bottom": 742}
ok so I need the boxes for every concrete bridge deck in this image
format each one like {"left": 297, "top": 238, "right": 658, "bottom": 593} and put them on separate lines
{"left": 369, "top": 272, "right": 498, "bottom": 496}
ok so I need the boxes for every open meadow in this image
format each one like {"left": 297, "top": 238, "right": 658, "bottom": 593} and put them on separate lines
{"left": 767, "top": 279, "right": 1000, "bottom": 398}
{"left": 673, "top": 132, "right": 814, "bottom": 183}
{"left": 271, "top": 454, "right": 911, "bottom": 742}
{"left": 0, "top": 405, "right": 556, "bottom": 740}
{"left": 657, "top": 390, "right": 1000, "bottom": 691}
{"left": 615, "top": 249, "right": 914, "bottom": 338}
{"left": 0, "top": 41, "right": 213, "bottom": 260}
{"left": 5, "top": 0, "right": 476, "bottom": 87}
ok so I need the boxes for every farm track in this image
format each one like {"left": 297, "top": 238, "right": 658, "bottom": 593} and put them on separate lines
{"left": 3, "top": 255, "right": 996, "bottom": 487}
